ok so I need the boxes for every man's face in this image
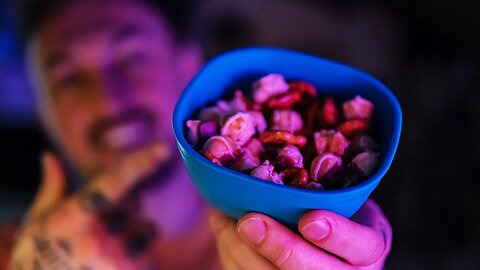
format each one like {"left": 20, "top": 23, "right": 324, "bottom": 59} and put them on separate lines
{"left": 31, "top": 0, "right": 200, "bottom": 178}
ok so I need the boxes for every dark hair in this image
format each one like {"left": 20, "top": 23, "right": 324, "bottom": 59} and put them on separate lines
{"left": 16, "top": 0, "right": 197, "bottom": 44}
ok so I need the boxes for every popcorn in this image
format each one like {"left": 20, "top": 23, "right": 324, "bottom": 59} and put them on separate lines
{"left": 248, "top": 110, "right": 267, "bottom": 133}
{"left": 277, "top": 145, "right": 304, "bottom": 169}
{"left": 198, "top": 91, "right": 248, "bottom": 122}
{"left": 252, "top": 74, "right": 290, "bottom": 104}
{"left": 188, "top": 74, "right": 380, "bottom": 190}
{"left": 221, "top": 112, "right": 256, "bottom": 146}
{"left": 271, "top": 109, "right": 304, "bottom": 133}
{"left": 230, "top": 150, "right": 261, "bottom": 172}
{"left": 202, "top": 135, "right": 240, "bottom": 165}
{"left": 186, "top": 120, "right": 201, "bottom": 147}
{"left": 244, "top": 138, "right": 264, "bottom": 157}
{"left": 314, "top": 130, "right": 350, "bottom": 156}
{"left": 310, "top": 153, "right": 343, "bottom": 183}
{"left": 186, "top": 120, "right": 219, "bottom": 147}
{"left": 250, "top": 160, "right": 284, "bottom": 185}
{"left": 342, "top": 95, "right": 374, "bottom": 120}
{"left": 199, "top": 121, "right": 218, "bottom": 138}
{"left": 230, "top": 90, "right": 249, "bottom": 112}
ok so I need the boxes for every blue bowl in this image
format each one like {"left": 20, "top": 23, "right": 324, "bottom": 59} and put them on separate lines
{"left": 172, "top": 47, "right": 402, "bottom": 229}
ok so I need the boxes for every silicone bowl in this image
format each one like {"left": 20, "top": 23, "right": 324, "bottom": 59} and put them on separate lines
{"left": 172, "top": 47, "right": 402, "bottom": 229}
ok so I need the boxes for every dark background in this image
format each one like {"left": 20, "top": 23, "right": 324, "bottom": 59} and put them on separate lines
{"left": 1, "top": 0, "right": 479, "bottom": 269}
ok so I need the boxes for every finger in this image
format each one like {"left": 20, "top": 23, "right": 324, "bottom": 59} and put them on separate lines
{"left": 28, "top": 152, "right": 66, "bottom": 220}
{"left": 210, "top": 211, "right": 241, "bottom": 270}
{"left": 237, "top": 213, "right": 355, "bottom": 270}
{"left": 352, "top": 199, "right": 393, "bottom": 255}
{"left": 209, "top": 210, "right": 276, "bottom": 270}
{"left": 298, "top": 202, "right": 388, "bottom": 267}
{"left": 49, "top": 143, "right": 170, "bottom": 231}
{"left": 76, "top": 142, "right": 171, "bottom": 213}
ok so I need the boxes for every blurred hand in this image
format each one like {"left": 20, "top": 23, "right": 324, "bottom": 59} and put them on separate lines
{"left": 210, "top": 199, "right": 392, "bottom": 270}
{"left": 9, "top": 142, "right": 171, "bottom": 270}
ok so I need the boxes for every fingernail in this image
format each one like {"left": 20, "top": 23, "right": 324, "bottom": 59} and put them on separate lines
{"left": 300, "top": 219, "right": 331, "bottom": 241}
{"left": 237, "top": 217, "right": 267, "bottom": 245}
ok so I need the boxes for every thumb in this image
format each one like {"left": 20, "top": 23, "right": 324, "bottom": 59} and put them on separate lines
{"left": 28, "top": 152, "right": 67, "bottom": 221}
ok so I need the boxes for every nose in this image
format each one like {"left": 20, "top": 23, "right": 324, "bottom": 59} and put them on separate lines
{"left": 90, "top": 65, "right": 132, "bottom": 112}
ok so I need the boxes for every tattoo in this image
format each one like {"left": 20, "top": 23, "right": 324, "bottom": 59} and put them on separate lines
{"left": 12, "top": 231, "right": 78, "bottom": 270}
{"left": 32, "top": 236, "right": 74, "bottom": 270}
{"left": 33, "top": 258, "right": 42, "bottom": 270}
{"left": 34, "top": 238, "right": 50, "bottom": 253}
{"left": 57, "top": 238, "right": 72, "bottom": 256}
{"left": 79, "top": 190, "right": 110, "bottom": 213}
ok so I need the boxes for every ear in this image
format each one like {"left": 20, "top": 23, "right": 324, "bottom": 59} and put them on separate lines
{"left": 175, "top": 42, "right": 203, "bottom": 92}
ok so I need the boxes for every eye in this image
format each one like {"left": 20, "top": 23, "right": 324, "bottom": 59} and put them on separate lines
{"left": 57, "top": 71, "right": 84, "bottom": 90}
{"left": 118, "top": 52, "right": 149, "bottom": 73}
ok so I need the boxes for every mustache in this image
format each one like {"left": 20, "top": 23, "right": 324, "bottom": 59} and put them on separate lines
{"left": 88, "top": 107, "right": 156, "bottom": 150}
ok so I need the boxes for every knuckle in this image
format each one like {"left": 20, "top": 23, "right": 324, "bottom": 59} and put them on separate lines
{"left": 212, "top": 221, "right": 229, "bottom": 237}
{"left": 271, "top": 242, "right": 295, "bottom": 268}
{"left": 214, "top": 222, "right": 233, "bottom": 245}
{"left": 226, "top": 237, "right": 245, "bottom": 257}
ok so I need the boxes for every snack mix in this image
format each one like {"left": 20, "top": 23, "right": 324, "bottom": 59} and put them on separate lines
{"left": 186, "top": 74, "right": 379, "bottom": 190}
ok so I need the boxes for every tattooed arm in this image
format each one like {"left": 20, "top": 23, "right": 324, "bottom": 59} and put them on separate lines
{"left": 8, "top": 143, "right": 170, "bottom": 270}
{"left": 10, "top": 232, "right": 79, "bottom": 270}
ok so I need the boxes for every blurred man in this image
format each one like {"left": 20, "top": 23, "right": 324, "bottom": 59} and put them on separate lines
{"left": 6, "top": 0, "right": 392, "bottom": 269}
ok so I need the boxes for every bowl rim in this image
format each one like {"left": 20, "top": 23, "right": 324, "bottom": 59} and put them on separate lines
{"left": 172, "top": 46, "right": 402, "bottom": 198}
